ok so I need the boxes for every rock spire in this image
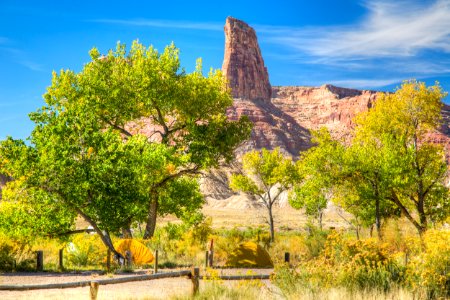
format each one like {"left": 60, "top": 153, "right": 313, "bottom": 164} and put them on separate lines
{"left": 222, "top": 17, "right": 271, "bottom": 101}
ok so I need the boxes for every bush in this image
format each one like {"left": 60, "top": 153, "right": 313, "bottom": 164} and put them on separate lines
{"left": 407, "top": 229, "right": 450, "bottom": 299}
{"left": 0, "top": 234, "right": 34, "bottom": 271}
{"left": 338, "top": 238, "right": 404, "bottom": 291}
{"left": 65, "top": 234, "right": 107, "bottom": 268}
{"left": 272, "top": 231, "right": 405, "bottom": 295}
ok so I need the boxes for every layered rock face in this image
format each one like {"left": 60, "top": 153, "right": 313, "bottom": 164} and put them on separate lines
{"left": 222, "top": 17, "right": 271, "bottom": 101}
{"left": 201, "top": 17, "right": 450, "bottom": 208}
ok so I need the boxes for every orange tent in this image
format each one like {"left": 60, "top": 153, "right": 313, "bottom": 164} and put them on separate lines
{"left": 115, "top": 239, "right": 154, "bottom": 265}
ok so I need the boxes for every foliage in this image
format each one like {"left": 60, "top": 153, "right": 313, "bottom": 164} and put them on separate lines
{"left": 293, "top": 81, "right": 449, "bottom": 236}
{"left": 273, "top": 230, "right": 405, "bottom": 296}
{"left": 0, "top": 236, "right": 34, "bottom": 271}
{"left": 230, "top": 148, "right": 296, "bottom": 242}
{"left": 353, "top": 81, "right": 449, "bottom": 234}
{"left": 65, "top": 234, "right": 107, "bottom": 268}
{"left": 173, "top": 280, "right": 266, "bottom": 300}
{"left": 407, "top": 229, "right": 450, "bottom": 299}
{"left": 290, "top": 129, "right": 344, "bottom": 229}
{"left": 147, "top": 218, "right": 213, "bottom": 267}
{"left": 0, "top": 40, "right": 251, "bottom": 257}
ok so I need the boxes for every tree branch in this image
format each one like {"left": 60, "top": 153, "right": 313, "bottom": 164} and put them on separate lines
{"left": 101, "top": 117, "right": 133, "bottom": 137}
{"left": 389, "top": 191, "right": 423, "bottom": 233}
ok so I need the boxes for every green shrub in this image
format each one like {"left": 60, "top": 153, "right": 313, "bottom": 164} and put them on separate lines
{"left": 65, "top": 234, "right": 107, "bottom": 268}
{"left": 0, "top": 242, "right": 15, "bottom": 271}
{"left": 0, "top": 234, "right": 34, "bottom": 271}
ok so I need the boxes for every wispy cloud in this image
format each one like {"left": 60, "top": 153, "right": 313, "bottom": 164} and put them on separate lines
{"left": 91, "top": 19, "right": 223, "bottom": 31}
{"left": 0, "top": 46, "right": 45, "bottom": 72}
{"left": 258, "top": 0, "right": 450, "bottom": 87}
{"left": 328, "top": 78, "right": 405, "bottom": 89}
{"left": 17, "top": 60, "right": 45, "bottom": 72}
{"left": 262, "top": 0, "right": 450, "bottom": 59}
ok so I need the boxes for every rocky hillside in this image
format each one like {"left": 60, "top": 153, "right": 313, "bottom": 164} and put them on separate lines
{"left": 201, "top": 17, "right": 450, "bottom": 208}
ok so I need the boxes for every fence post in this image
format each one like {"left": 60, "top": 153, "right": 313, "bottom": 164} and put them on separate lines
{"left": 59, "top": 248, "right": 64, "bottom": 271}
{"left": 36, "top": 250, "right": 44, "bottom": 272}
{"left": 154, "top": 250, "right": 158, "bottom": 274}
{"left": 205, "top": 251, "right": 209, "bottom": 268}
{"left": 284, "top": 252, "right": 290, "bottom": 264}
{"left": 125, "top": 250, "right": 132, "bottom": 267}
{"left": 106, "top": 249, "right": 111, "bottom": 272}
{"left": 208, "top": 250, "right": 214, "bottom": 268}
{"left": 90, "top": 281, "right": 99, "bottom": 300}
{"left": 208, "top": 239, "right": 214, "bottom": 268}
{"left": 190, "top": 267, "right": 199, "bottom": 296}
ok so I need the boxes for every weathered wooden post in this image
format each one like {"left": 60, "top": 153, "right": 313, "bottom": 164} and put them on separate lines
{"left": 284, "top": 252, "right": 290, "bottom": 264}
{"left": 90, "top": 281, "right": 99, "bottom": 300}
{"left": 59, "top": 248, "right": 64, "bottom": 270}
{"left": 190, "top": 267, "right": 199, "bottom": 296}
{"left": 36, "top": 250, "right": 44, "bottom": 272}
{"left": 154, "top": 250, "right": 158, "bottom": 274}
{"left": 205, "top": 251, "right": 209, "bottom": 268}
{"left": 208, "top": 239, "right": 214, "bottom": 268}
{"left": 106, "top": 249, "right": 111, "bottom": 272}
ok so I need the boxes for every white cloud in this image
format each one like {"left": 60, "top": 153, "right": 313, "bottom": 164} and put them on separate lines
{"left": 0, "top": 47, "right": 45, "bottom": 72}
{"left": 91, "top": 19, "right": 223, "bottom": 31}
{"left": 17, "top": 60, "right": 45, "bottom": 72}
{"left": 328, "top": 78, "right": 405, "bottom": 89}
{"left": 262, "top": 0, "right": 450, "bottom": 59}
{"left": 259, "top": 0, "right": 450, "bottom": 77}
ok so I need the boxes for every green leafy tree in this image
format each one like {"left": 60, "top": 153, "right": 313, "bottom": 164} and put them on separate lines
{"left": 0, "top": 40, "right": 251, "bottom": 257}
{"left": 354, "top": 81, "right": 449, "bottom": 235}
{"left": 230, "top": 148, "right": 296, "bottom": 243}
{"left": 291, "top": 81, "right": 449, "bottom": 237}
{"left": 35, "top": 41, "right": 250, "bottom": 239}
{"left": 290, "top": 129, "right": 344, "bottom": 229}
{"left": 337, "top": 133, "right": 400, "bottom": 239}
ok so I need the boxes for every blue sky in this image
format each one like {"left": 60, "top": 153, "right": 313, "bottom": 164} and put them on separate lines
{"left": 1, "top": 0, "right": 450, "bottom": 140}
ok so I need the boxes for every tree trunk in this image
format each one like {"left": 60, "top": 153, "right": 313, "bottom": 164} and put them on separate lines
{"left": 268, "top": 205, "right": 275, "bottom": 243}
{"left": 417, "top": 196, "right": 427, "bottom": 233}
{"left": 122, "top": 227, "right": 132, "bottom": 238}
{"left": 74, "top": 207, "right": 124, "bottom": 261}
{"left": 318, "top": 210, "right": 323, "bottom": 230}
{"left": 390, "top": 191, "right": 424, "bottom": 236}
{"left": 375, "top": 196, "right": 382, "bottom": 240}
{"left": 143, "top": 198, "right": 158, "bottom": 239}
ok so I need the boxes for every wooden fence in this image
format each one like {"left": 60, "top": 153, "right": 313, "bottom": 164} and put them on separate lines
{"left": 0, "top": 267, "right": 271, "bottom": 299}
{"left": 1, "top": 247, "right": 283, "bottom": 299}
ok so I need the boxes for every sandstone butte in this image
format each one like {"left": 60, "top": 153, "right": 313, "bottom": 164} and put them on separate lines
{"left": 201, "top": 16, "right": 450, "bottom": 208}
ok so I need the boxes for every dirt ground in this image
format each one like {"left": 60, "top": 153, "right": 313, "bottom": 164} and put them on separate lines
{"left": 0, "top": 269, "right": 277, "bottom": 300}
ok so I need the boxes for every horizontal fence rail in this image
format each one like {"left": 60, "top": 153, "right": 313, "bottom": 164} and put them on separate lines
{"left": 0, "top": 270, "right": 192, "bottom": 291}
{"left": 204, "top": 274, "right": 270, "bottom": 280}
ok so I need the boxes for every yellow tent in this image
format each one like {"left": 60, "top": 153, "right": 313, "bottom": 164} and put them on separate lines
{"left": 115, "top": 239, "right": 154, "bottom": 265}
{"left": 226, "top": 241, "right": 273, "bottom": 268}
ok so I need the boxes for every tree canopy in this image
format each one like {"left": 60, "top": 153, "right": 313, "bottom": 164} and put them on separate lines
{"left": 230, "top": 148, "right": 296, "bottom": 242}
{"left": 0, "top": 40, "right": 251, "bottom": 256}
{"left": 293, "top": 81, "right": 449, "bottom": 236}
